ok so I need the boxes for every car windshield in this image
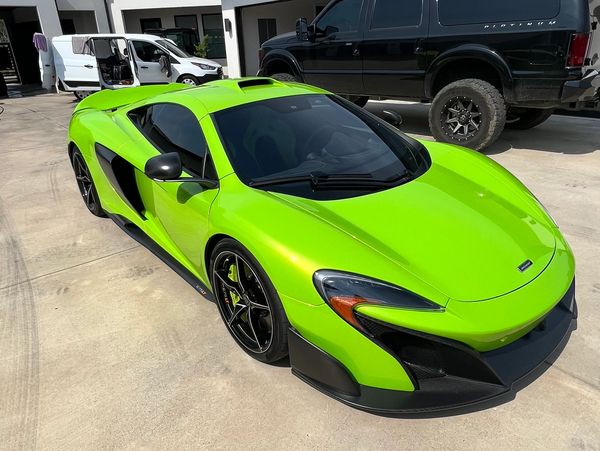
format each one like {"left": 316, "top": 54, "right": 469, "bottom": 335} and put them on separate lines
{"left": 212, "top": 94, "right": 430, "bottom": 195}
{"left": 156, "top": 39, "right": 190, "bottom": 58}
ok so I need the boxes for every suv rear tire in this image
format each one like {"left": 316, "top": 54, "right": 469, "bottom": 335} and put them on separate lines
{"left": 271, "top": 73, "right": 298, "bottom": 82}
{"left": 506, "top": 108, "right": 554, "bottom": 130}
{"left": 429, "top": 79, "right": 506, "bottom": 151}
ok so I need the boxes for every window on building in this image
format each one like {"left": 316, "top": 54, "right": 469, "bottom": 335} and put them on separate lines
{"left": 371, "top": 0, "right": 422, "bottom": 29}
{"left": 258, "top": 19, "right": 277, "bottom": 46}
{"left": 140, "top": 18, "right": 162, "bottom": 33}
{"left": 438, "top": 0, "right": 560, "bottom": 26}
{"left": 174, "top": 14, "right": 199, "bottom": 37}
{"left": 60, "top": 18, "right": 76, "bottom": 34}
{"left": 201, "top": 14, "right": 225, "bottom": 59}
{"left": 128, "top": 103, "right": 214, "bottom": 178}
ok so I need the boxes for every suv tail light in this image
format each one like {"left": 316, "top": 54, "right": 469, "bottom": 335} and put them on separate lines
{"left": 566, "top": 33, "right": 591, "bottom": 67}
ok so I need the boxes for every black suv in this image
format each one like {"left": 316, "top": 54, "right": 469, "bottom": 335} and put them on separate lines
{"left": 258, "top": 0, "right": 600, "bottom": 150}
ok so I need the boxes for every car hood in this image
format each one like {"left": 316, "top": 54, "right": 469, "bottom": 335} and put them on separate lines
{"left": 269, "top": 146, "right": 557, "bottom": 302}
{"left": 263, "top": 31, "right": 298, "bottom": 47}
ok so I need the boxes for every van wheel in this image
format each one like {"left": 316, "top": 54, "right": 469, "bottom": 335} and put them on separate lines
{"left": 271, "top": 73, "right": 298, "bottom": 82}
{"left": 178, "top": 75, "right": 199, "bottom": 86}
{"left": 506, "top": 108, "right": 554, "bottom": 130}
{"left": 429, "top": 79, "right": 506, "bottom": 151}
{"left": 74, "top": 91, "right": 91, "bottom": 100}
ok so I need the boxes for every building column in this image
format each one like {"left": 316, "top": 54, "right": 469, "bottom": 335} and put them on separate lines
{"left": 221, "top": 1, "right": 242, "bottom": 78}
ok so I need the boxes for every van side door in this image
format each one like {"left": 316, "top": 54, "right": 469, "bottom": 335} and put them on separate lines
{"left": 90, "top": 37, "right": 140, "bottom": 89}
{"left": 130, "top": 40, "right": 171, "bottom": 84}
{"left": 361, "top": 0, "right": 429, "bottom": 98}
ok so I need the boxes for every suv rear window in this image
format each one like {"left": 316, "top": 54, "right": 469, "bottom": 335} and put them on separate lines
{"left": 438, "top": 0, "right": 560, "bottom": 26}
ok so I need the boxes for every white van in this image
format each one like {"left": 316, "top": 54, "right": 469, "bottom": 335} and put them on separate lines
{"left": 49, "top": 34, "right": 223, "bottom": 99}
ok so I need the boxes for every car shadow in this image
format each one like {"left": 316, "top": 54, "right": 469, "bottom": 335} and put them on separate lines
{"left": 366, "top": 101, "right": 600, "bottom": 156}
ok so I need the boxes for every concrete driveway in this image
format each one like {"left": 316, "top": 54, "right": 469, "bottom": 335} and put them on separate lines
{"left": 0, "top": 93, "right": 599, "bottom": 450}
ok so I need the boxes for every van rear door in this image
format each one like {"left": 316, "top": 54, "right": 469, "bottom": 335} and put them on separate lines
{"left": 52, "top": 37, "right": 98, "bottom": 90}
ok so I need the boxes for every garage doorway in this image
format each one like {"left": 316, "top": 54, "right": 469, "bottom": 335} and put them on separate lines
{"left": 0, "top": 7, "right": 42, "bottom": 85}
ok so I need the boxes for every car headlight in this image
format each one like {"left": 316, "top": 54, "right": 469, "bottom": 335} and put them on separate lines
{"left": 192, "top": 62, "right": 217, "bottom": 71}
{"left": 313, "top": 270, "right": 442, "bottom": 332}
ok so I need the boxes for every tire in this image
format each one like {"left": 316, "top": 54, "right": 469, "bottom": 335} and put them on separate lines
{"left": 178, "top": 74, "right": 200, "bottom": 86}
{"left": 74, "top": 90, "right": 92, "bottom": 100}
{"left": 429, "top": 79, "right": 506, "bottom": 151}
{"left": 70, "top": 147, "right": 106, "bottom": 217}
{"left": 271, "top": 72, "right": 298, "bottom": 82}
{"left": 341, "top": 95, "right": 370, "bottom": 108}
{"left": 210, "top": 238, "right": 289, "bottom": 364}
{"left": 506, "top": 108, "right": 554, "bottom": 130}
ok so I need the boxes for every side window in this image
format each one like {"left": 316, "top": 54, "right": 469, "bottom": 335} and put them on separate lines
{"left": 438, "top": 0, "right": 560, "bottom": 26}
{"left": 129, "top": 103, "right": 216, "bottom": 178}
{"left": 371, "top": 0, "right": 422, "bottom": 29}
{"left": 316, "top": 0, "right": 363, "bottom": 34}
{"left": 132, "top": 40, "right": 166, "bottom": 63}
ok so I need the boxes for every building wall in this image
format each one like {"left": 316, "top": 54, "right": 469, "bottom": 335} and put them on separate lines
{"left": 239, "top": 0, "right": 325, "bottom": 76}
{"left": 58, "top": 10, "right": 99, "bottom": 34}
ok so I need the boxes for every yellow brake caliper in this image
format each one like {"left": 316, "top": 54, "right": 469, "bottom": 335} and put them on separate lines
{"left": 228, "top": 263, "right": 241, "bottom": 306}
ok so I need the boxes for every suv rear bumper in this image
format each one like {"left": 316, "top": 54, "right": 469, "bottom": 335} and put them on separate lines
{"left": 561, "top": 69, "right": 600, "bottom": 103}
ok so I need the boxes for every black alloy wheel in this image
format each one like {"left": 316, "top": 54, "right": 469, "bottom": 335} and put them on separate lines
{"left": 71, "top": 149, "right": 105, "bottom": 217}
{"left": 441, "top": 96, "right": 482, "bottom": 141}
{"left": 211, "top": 239, "right": 289, "bottom": 363}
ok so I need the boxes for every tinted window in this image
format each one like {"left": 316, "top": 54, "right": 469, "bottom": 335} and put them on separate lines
{"left": 129, "top": 103, "right": 214, "bottom": 177}
{"left": 371, "top": 0, "right": 422, "bottom": 29}
{"left": 438, "top": 0, "right": 560, "bottom": 26}
{"left": 316, "top": 0, "right": 363, "bottom": 34}
{"left": 212, "top": 95, "right": 429, "bottom": 197}
{"left": 132, "top": 41, "right": 167, "bottom": 62}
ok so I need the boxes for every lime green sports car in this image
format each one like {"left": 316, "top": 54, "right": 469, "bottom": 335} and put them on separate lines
{"left": 68, "top": 78, "right": 576, "bottom": 414}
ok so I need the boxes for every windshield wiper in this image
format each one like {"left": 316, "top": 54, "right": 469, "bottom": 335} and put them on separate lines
{"left": 248, "top": 171, "right": 412, "bottom": 190}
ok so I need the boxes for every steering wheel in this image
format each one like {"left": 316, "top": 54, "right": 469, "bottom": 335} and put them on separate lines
{"left": 302, "top": 125, "right": 335, "bottom": 159}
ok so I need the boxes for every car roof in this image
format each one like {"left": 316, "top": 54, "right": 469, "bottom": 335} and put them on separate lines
{"left": 154, "top": 78, "right": 331, "bottom": 115}
{"left": 53, "top": 33, "right": 161, "bottom": 42}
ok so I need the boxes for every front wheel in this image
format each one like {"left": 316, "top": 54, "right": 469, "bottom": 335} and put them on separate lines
{"left": 429, "top": 79, "right": 506, "bottom": 151}
{"left": 210, "top": 239, "right": 289, "bottom": 363}
{"left": 74, "top": 90, "right": 92, "bottom": 100}
{"left": 506, "top": 108, "right": 554, "bottom": 130}
{"left": 178, "top": 74, "right": 199, "bottom": 86}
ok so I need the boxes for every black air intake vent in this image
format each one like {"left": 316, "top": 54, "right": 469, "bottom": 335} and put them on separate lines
{"left": 237, "top": 78, "right": 274, "bottom": 89}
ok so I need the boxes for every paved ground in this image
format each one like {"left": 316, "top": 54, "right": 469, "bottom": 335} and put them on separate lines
{"left": 0, "top": 92, "right": 599, "bottom": 450}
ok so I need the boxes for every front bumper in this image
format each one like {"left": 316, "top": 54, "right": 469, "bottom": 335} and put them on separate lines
{"left": 200, "top": 68, "right": 224, "bottom": 84}
{"left": 561, "top": 69, "right": 600, "bottom": 104}
{"left": 289, "top": 281, "right": 577, "bottom": 414}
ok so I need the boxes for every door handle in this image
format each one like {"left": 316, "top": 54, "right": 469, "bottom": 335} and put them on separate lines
{"left": 415, "top": 39, "right": 425, "bottom": 55}
{"left": 84, "top": 64, "right": 94, "bottom": 69}
{"left": 140, "top": 66, "right": 149, "bottom": 69}
{"left": 353, "top": 48, "right": 361, "bottom": 57}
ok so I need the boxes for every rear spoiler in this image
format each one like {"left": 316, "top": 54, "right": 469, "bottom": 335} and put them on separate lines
{"left": 73, "top": 84, "right": 190, "bottom": 114}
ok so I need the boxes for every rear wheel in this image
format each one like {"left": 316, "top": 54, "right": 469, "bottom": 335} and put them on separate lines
{"left": 429, "top": 79, "right": 506, "bottom": 151}
{"left": 210, "top": 239, "right": 289, "bottom": 363}
{"left": 506, "top": 108, "right": 554, "bottom": 130}
{"left": 271, "top": 72, "right": 298, "bottom": 82}
{"left": 70, "top": 147, "right": 105, "bottom": 217}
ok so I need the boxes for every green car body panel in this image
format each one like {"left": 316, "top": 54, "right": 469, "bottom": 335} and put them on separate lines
{"left": 68, "top": 79, "right": 576, "bottom": 410}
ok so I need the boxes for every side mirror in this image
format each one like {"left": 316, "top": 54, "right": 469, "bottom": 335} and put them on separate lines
{"left": 324, "top": 25, "right": 339, "bottom": 37}
{"left": 296, "top": 18, "right": 309, "bottom": 41}
{"left": 382, "top": 110, "right": 403, "bottom": 128}
{"left": 144, "top": 153, "right": 218, "bottom": 189}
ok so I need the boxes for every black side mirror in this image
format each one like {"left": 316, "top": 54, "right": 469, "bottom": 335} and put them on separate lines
{"left": 324, "top": 25, "right": 339, "bottom": 37}
{"left": 296, "top": 18, "right": 309, "bottom": 41}
{"left": 144, "top": 153, "right": 218, "bottom": 189}
{"left": 382, "top": 110, "right": 403, "bottom": 128}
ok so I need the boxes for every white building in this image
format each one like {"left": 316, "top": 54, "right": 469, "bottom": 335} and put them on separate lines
{"left": 0, "top": 0, "right": 327, "bottom": 86}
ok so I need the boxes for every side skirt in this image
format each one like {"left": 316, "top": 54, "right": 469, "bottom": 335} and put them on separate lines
{"left": 107, "top": 213, "right": 215, "bottom": 302}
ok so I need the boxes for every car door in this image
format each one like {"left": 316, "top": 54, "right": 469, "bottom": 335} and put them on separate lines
{"left": 361, "top": 0, "right": 429, "bottom": 98}
{"left": 130, "top": 40, "right": 171, "bottom": 84}
{"left": 128, "top": 102, "right": 219, "bottom": 272}
{"left": 89, "top": 37, "right": 140, "bottom": 89}
{"left": 300, "top": 0, "right": 367, "bottom": 94}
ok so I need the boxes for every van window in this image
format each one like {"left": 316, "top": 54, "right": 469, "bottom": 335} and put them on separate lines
{"left": 129, "top": 103, "right": 214, "bottom": 178}
{"left": 132, "top": 40, "right": 168, "bottom": 63}
{"left": 371, "top": 0, "right": 422, "bottom": 29}
{"left": 438, "top": 0, "right": 560, "bottom": 26}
